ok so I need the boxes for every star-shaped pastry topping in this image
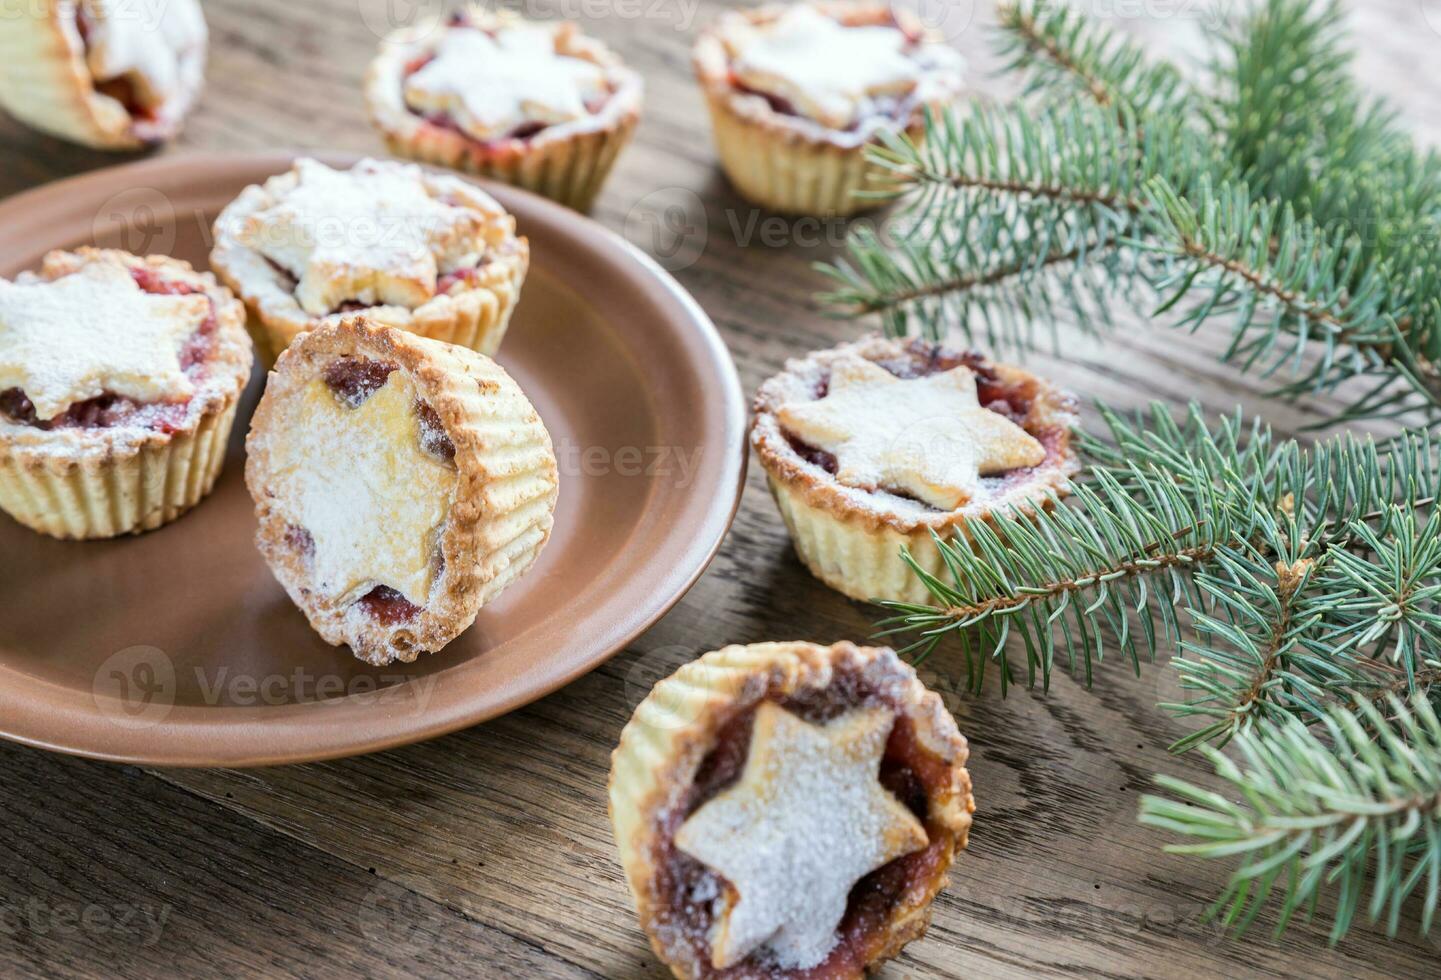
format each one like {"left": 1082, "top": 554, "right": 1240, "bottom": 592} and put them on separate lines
{"left": 675, "top": 702, "right": 928, "bottom": 970}
{"left": 268, "top": 371, "right": 457, "bottom": 606}
{"left": 235, "top": 159, "right": 484, "bottom": 317}
{"left": 405, "top": 26, "right": 608, "bottom": 142}
{"left": 84, "top": 0, "right": 207, "bottom": 109}
{"left": 0, "top": 262, "right": 209, "bottom": 421}
{"left": 778, "top": 355, "right": 1047, "bottom": 510}
{"left": 729, "top": 6, "right": 921, "bottom": 129}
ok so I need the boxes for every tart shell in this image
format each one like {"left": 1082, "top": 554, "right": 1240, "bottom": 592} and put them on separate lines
{"left": 365, "top": 16, "right": 643, "bottom": 213}
{"left": 751, "top": 336, "right": 1081, "bottom": 605}
{"left": 209, "top": 162, "right": 529, "bottom": 367}
{"left": 0, "top": 1, "right": 205, "bottom": 150}
{"left": 0, "top": 250, "right": 252, "bottom": 540}
{"left": 693, "top": 3, "right": 962, "bottom": 217}
{"left": 609, "top": 640, "right": 974, "bottom": 979}
{"left": 245, "top": 316, "right": 559, "bottom": 665}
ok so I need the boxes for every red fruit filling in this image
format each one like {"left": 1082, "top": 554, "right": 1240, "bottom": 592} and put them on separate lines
{"left": 358, "top": 585, "right": 422, "bottom": 626}
{"left": 652, "top": 665, "right": 956, "bottom": 978}
{"left": 284, "top": 524, "right": 316, "bottom": 558}
{"left": 0, "top": 266, "right": 218, "bottom": 433}
{"left": 415, "top": 400, "right": 457, "bottom": 462}
{"left": 73, "top": 7, "right": 157, "bottom": 123}
{"left": 783, "top": 341, "right": 1064, "bottom": 499}
{"left": 322, "top": 358, "right": 399, "bottom": 409}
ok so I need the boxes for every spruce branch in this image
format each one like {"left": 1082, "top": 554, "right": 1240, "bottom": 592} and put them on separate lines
{"left": 1141, "top": 695, "right": 1441, "bottom": 942}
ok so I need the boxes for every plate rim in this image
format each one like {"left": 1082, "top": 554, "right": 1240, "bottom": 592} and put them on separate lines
{"left": 0, "top": 150, "right": 748, "bottom": 767}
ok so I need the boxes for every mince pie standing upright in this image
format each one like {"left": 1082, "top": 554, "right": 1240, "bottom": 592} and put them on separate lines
{"left": 610, "top": 640, "right": 974, "bottom": 978}
{"left": 693, "top": 3, "right": 964, "bottom": 215}
{"left": 367, "top": 8, "right": 643, "bottom": 211}
{"left": 210, "top": 157, "right": 530, "bottom": 365}
{"left": 0, "top": 248, "right": 252, "bottom": 539}
{"left": 752, "top": 336, "right": 1080, "bottom": 604}
{"left": 0, "top": 0, "right": 208, "bottom": 149}
{"left": 245, "top": 317, "right": 559, "bottom": 665}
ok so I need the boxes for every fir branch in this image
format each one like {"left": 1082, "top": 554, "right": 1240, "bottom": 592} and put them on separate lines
{"left": 1141, "top": 695, "right": 1441, "bottom": 942}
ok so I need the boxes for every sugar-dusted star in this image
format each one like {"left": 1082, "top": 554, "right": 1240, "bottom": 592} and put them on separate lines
{"left": 729, "top": 6, "right": 922, "bottom": 129}
{"left": 268, "top": 371, "right": 457, "bottom": 606}
{"left": 674, "top": 702, "right": 928, "bottom": 970}
{"left": 236, "top": 159, "right": 482, "bottom": 316}
{"left": 0, "top": 262, "right": 210, "bottom": 420}
{"left": 778, "top": 354, "right": 1046, "bottom": 510}
{"left": 405, "top": 26, "right": 608, "bottom": 141}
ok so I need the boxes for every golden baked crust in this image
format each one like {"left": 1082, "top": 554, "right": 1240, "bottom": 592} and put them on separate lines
{"left": 365, "top": 9, "right": 643, "bottom": 212}
{"left": 751, "top": 335, "right": 1081, "bottom": 603}
{"left": 692, "top": 3, "right": 964, "bottom": 216}
{"left": 245, "top": 316, "right": 558, "bottom": 665}
{"left": 609, "top": 641, "right": 974, "bottom": 978}
{"left": 0, "top": 248, "right": 252, "bottom": 539}
{"left": 0, "top": 0, "right": 206, "bottom": 150}
{"left": 209, "top": 158, "right": 530, "bottom": 365}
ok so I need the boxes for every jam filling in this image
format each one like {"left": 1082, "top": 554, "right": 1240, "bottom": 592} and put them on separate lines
{"left": 654, "top": 667, "right": 955, "bottom": 978}
{"left": 401, "top": 14, "right": 616, "bottom": 150}
{"left": 322, "top": 358, "right": 399, "bottom": 408}
{"left": 0, "top": 267, "right": 218, "bottom": 433}
{"left": 73, "top": 7, "right": 158, "bottom": 123}
{"left": 784, "top": 342, "right": 1063, "bottom": 502}
{"left": 357, "top": 585, "right": 422, "bottom": 626}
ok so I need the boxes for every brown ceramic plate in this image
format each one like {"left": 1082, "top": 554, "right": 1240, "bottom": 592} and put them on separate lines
{"left": 0, "top": 152, "right": 746, "bottom": 767}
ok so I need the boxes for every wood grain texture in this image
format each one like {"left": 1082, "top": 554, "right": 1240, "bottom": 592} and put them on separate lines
{"left": 1, "top": 1, "right": 1439, "bottom": 977}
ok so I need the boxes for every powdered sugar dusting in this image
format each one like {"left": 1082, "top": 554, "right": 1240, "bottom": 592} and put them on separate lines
{"left": 673, "top": 702, "right": 928, "bottom": 970}
{"left": 405, "top": 25, "right": 608, "bottom": 141}
{"left": 233, "top": 159, "right": 485, "bottom": 316}
{"left": 265, "top": 370, "right": 457, "bottom": 607}
{"left": 0, "top": 262, "right": 207, "bottom": 420}
{"left": 83, "top": 0, "right": 207, "bottom": 110}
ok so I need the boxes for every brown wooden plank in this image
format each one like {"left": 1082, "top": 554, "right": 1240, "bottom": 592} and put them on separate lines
{"left": 2, "top": 0, "right": 1441, "bottom": 977}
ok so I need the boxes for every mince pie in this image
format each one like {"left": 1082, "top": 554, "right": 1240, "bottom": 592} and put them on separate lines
{"left": 0, "top": 248, "right": 251, "bottom": 539}
{"left": 0, "top": 0, "right": 207, "bottom": 150}
{"left": 245, "top": 317, "right": 558, "bottom": 665}
{"left": 752, "top": 336, "right": 1080, "bottom": 604}
{"left": 610, "top": 640, "right": 973, "bottom": 978}
{"left": 366, "top": 8, "right": 643, "bottom": 212}
{"left": 693, "top": 3, "right": 964, "bottom": 216}
{"left": 210, "top": 157, "right": 529, "bottom": 365}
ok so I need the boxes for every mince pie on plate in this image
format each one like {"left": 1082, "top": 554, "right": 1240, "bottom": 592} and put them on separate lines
{"left": 0, "top": 248, "right": 251, "bottom": 539}
{"left": 610, "top": 640, "right": 973, "bottom": 978}
{"left": 752, "top": 336, "right": 1080, "bottom": 604}
{"left": 693, "top": 3, "right": 964, "bottom": 216}
{"left": 210, "top": 157, "right": 529, "bottom": 365}
{"left": 366, "top": 8, "right": 643, "bottom": 212}
{"left": 0, "top": 0, "right": 207, "bottom": 149}
{"left": 245, "top": 317, "right": 558, "bottom": 665}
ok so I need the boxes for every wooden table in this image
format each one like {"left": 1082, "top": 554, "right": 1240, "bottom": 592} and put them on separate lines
{"left": 1, "top": 1, "right": 1437, "bottom": 976}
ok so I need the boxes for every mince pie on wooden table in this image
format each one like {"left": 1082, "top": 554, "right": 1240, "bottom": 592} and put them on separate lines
{"left": 610, "top": 640, "right": 973, "bottom": 978}
{"left": 0, "top": 0, "right": 207, "bottom": 149}
{"left": 367, "top": 8, "right": 643, "bottom": 212}
{"left": 693, "top": 3, "right": 964, "bottom": 216}
{"left": 752, "top": 335, "right": 1080, "bottom": 604}
{"left": 245, "top": 316, "right": 558, "bottom": 665}
{"left": 210, "top": 157, "right": 529, "bottom": 365}
{"left": 0, "top": 248, "right": 251, "bottom": 539}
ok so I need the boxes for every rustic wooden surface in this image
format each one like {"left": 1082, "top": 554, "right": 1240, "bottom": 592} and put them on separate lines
{"left": 2, "top": 1, "right": 1439, "bottom": 977}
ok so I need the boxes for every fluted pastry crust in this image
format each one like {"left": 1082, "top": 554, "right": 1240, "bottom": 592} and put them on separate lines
{"left": 752, "top": 336, "right": 1081, "bottom": 604}
{"left": 0, "top": 0, "right": 206, "bottom": 150}
{"left": 692, "top": 2, "right": 964, "bottom": 216}
{"left": 365, "top": 9, "right": 642, "bottom": 212}
{"left": 245, "top": 317, "right": 558, "bottom": 665}
{"left": 210, "top": 158, "right": 529, "bottom": 366}
{"left": 0, "top": 249, "right": 251, "bottom": 539}
{"left": 609, "top": 640, "right": 974, "bottom": 978}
